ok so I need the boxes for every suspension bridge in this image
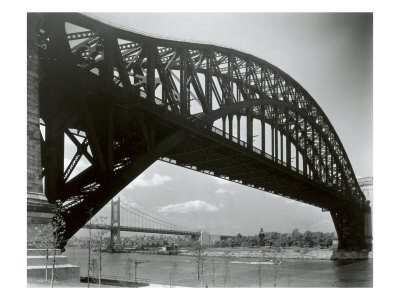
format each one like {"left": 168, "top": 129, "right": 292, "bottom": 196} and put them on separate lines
{"left": 27, "top": 13, "right": 372, "bottom": 253}
{"left": 82, "top": 198, "right": 200, "bottom": 250}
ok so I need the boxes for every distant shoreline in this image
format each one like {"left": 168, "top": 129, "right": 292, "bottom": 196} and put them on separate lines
{"left": 179, "top": 247, "right": 334, "bottom": 260}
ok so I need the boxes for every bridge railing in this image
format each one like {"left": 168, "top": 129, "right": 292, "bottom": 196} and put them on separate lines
{"left": 207, "top": 116, "right": 303, "bottom": 175}
{"left": 82, "top": 13, "right": 254, "bottom": 59}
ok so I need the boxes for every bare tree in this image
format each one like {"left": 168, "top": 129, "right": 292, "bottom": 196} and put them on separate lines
{"left": 272, "top": 248, "right": 282, "bottom": 288}
{"left": 124, "top": 256, "right": 134, "bottom": 280}
{"left": 223, "top": 256, "right": 230, "bottom": 288}
{"left": 193, "top": 245, "right": 207, "bottom": 287}
{"left": 169, "top": 262, "right": 178, "bottom": 287}
{"left": 287, "top": 259, "right": 291, "bottom": 287}
{"left": 36, "top": 223, "right": 53, "bottom": 282}
{"left": 257, "top": 250, "right": 266, "bottom": 287}
{"left": 50, "top": 200, "right": 66, "bottom": 288}
{"left": 86, "top": 207, "right": 94, "bottom": 288}
{"left": 93, "top": 216, "right": 108, "bottom": 287}
{"left": 90, "top": 258, "right": 97, "bottom": 281}
{"left": 212, "top": 256, "right": 215, "bottom": 287}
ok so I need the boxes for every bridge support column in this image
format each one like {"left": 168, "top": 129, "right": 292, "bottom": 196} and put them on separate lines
{"left": 27, "top": 13, "right": 56, "bottom": 246}
{"left": 107, "top": 198, "right": 122, "bottom": 252}
{"left": 330, "top": 206, "right": 372, "bottom": 260}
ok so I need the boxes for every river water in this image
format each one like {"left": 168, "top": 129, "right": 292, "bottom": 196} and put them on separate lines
{"left": 65, "top": 247, "right": 372, "bottom": 287}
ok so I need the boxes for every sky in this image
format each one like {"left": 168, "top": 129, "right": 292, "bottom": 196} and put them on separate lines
{"left": 72, "top": 13, "right": 372, "bottom": 236}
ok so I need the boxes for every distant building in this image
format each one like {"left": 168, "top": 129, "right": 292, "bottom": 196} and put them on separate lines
{"left": 331, "top": 238, "right": 338, "bottom": 250}
{"left": 200, "top": 231, "right": 221, "bottom": 246}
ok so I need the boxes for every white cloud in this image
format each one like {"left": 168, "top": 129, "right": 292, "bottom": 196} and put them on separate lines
{"left": 215, "top": 188, "right": 235, "bottom": 195}
{"left": 126, "top": 173, "right": 172, "bottom": 189}
{"left": 157, "top": 200, "right": 220, "bottom": 214}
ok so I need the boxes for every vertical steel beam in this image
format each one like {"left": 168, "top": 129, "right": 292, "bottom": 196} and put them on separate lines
{"left": 246, "top": 107, "right": 253, "bottom": 148}
{"left": 274, "top": 106, "right": 278, "bottom": 162}
{"left": 228, "top": 54, "right": 233, "bottom": 104}
{"left": 162, "top": 85, "right": 166, "bottom": 104}
{"left": 245, "top": 59, "right": 253, "bottom": 149}
{"left": 205, "top": 51, "right": 212, "bottom": 110}
{"left": 296, "top": 113, "right": 299, "bottom": 172}
{"left": 312, "top": 126, "right": 315, "bottom": 179}
{"left": 180, "top": 48, "right": 189, "bottom": 116}
{"left": 319, "top": 135, "right": 322, "bottom": 179}
{"left": 280, "top": 129, "right": 283, "bottom": 163}
{"left": 285, "top": 108, "right": 291, "bottom": 167}
{"left": 237, "top": 115, "right": 241, "bottom": 142}
{"left": 271, "top": 123, "right": 275, "bottom": 158}
{"left": 261, "top": 66, "right": 266, "bottom": 93}
{"left": 318, "top": 135, "right": 322, "bottom": 181}
{"left": 260, "top": 105, "right": 265, "bottom": 153}
{"left": 331, "top": 154, "right": 334, "bottom": 185}
{"left": 325, "top": 144, "right": 328, "bottom": 183}
{"left": 222, "top": 116, "right": 227, "bottom": 137}
{"left": 228, "top": 114, "right": 233, "bottom": 140}
{"left": 145, "top": 43, "right": 156, "bottom": 104}
{"left": 303, "top": 119, "right": 308, "bottom": 176}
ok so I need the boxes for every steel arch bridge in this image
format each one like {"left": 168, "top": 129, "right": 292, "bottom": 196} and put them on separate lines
{"left": 33, "top": 13, "right": 371, "bottom": 251}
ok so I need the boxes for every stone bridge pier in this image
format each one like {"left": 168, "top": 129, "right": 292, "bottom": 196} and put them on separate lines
{"left": 27, "top": 13, "right": 55, "bottom": 245}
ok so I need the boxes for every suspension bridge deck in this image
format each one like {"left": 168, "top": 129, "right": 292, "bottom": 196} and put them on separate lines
{"left": 82, "top": 224, "right": 200, "bottom": 237}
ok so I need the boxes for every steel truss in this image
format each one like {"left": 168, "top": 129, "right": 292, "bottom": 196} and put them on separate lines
{"left": 36, "top": 13, "right": 371, "bottom": 251}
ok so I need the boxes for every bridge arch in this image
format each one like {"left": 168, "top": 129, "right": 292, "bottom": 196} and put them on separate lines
{"left": 202, "top": 99, "right": 344, "bottom": 190}
{"left": 35, "top": 13, "right": 371, "bottom": 251}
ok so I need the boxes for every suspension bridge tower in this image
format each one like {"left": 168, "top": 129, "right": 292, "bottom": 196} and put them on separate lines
{"left": 107, "top": 197, "right": 122, "bottom": 251}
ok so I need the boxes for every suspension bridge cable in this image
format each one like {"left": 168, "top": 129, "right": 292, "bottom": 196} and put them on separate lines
{"left": 119, "top": 200, "right": 196, "bottom": 232}
{"left": 120, "top": 205, "right": 177, "bottom": 230}
{"left": 120, "top": 201, "right": 181, "bottom": 229}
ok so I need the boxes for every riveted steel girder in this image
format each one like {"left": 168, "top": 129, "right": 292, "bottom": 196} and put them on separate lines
{"left": 37, "top": 13, "right": 370, "bottom": 251}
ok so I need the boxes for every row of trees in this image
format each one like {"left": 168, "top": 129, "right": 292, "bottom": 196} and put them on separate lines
{"left": 193, "top": 245, "right": 230, "bottom": 288}
{"left": 35, "top": 204, "right": 109, "bottom": 288}
{"left": 35, "top": 200, "right": 66, "bottom": 288}
{"left": 215, "top": 229, "right": 336, "bottom": 249}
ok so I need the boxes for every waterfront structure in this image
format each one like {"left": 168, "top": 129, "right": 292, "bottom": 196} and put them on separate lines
{"left": 28, "top": 13, "right": 371, "bottom": 254}
{"left": 82, "top": 198, "right": 200, "bottom": 251}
